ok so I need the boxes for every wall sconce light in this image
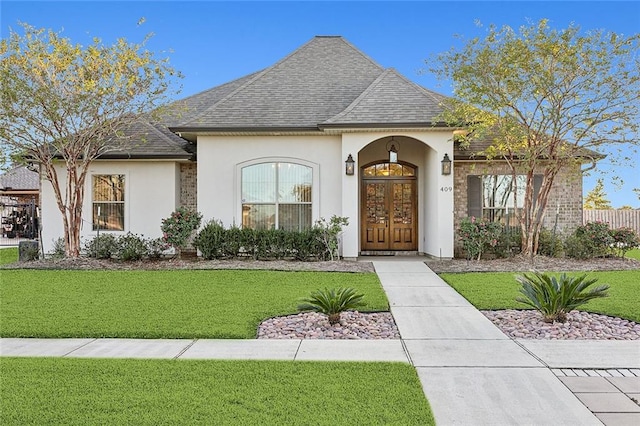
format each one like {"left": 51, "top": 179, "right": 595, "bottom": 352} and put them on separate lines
{"left": 441, "top": 153, "right": 452, "bottom": 175}
{"left": 345, "top": 154, "right": 355, "bottom": 175}
{"left": 388, "top": 139, "right": 398, "bottom": 163}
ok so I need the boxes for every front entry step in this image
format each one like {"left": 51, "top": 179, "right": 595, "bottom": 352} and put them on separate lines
{"left": 360, "top": 251, "right": 420, "bottom": 256}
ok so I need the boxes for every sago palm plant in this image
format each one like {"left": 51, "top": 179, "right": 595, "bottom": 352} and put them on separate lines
{"left": 515, "top": 272, "right": 610, "bottom": 323}
{"left": 298, "top": 287, "right": 365, "bottom": 325}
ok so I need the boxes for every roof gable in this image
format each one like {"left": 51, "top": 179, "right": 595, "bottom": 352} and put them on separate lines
{"left": 322, "top": 68, "right": 447, "bottom": 127}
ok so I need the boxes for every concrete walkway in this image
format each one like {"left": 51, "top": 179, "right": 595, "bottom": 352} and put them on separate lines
{"left": 374, "top": 258, "right": 639, "bottom": 426}
{"left": 2, "top": 258, "right": 639, "bottom": 425}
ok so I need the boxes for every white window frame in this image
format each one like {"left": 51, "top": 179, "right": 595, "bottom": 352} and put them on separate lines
{"left": 235, "top": 157, "right": 319, "bottom": 229}
{"left": 91, "top": 173, "right": 127, "bottom": 232}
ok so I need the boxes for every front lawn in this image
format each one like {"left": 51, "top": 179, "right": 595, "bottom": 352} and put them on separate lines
{"left": 441, "top": 271, "right": 640, "bottom": 323}
{"left": 626, "top": 248, "right": 640, "bottom": 260}
{"left": 0, "top": 247, "right": 18, "bottom": 265}
{"left": 0, "top": 358, "right": 434, "bottom": 425}
{"left": 0, "top": 270, "right": 388, "bottom": 338}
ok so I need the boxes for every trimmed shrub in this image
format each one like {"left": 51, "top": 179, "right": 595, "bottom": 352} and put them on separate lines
{"left": 194, "top": 216, "right": 349, "bottom": 261}
{"left": 161, "top": 207, "right": 203, "bottom": 252}
{"left": 537, "top": 228, "right": 564, "bottom": 258}
{"left": 83, "top": 234, "right": 118, "bottom": 259}
{"left": 493, "top": 227, "right": 522, "bottom": 258}
{"left": 116, "top": 233, "right": 149, "bottom": 261}
{"left": 194, "top": 220, "right": 227, "bottom": 259}
{"left": 147, "top": 237, "right": 170, "bottom": 259}
{"left": 458, "top": 216, "right": 503, "bottom": 260}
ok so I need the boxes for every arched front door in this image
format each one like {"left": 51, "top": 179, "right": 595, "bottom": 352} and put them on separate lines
{"left": 361, "top": 162, "right": 417, "bottom": 251}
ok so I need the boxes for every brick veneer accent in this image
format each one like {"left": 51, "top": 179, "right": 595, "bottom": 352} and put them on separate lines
{"left": 453, "top": 161, "right": 583, "bottom": 244}
{"left": 180, "top": 163, "right": 197, "bottom": 210}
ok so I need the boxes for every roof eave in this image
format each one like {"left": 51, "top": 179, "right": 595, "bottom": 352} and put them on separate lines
{"left": 319, "top": 121, "right": 451, "bottom": 130}
{"left": 95, "top": 153, "right": 195, "bottom": 160}
{"left": 169, "top": 126, "right": 322, "bottom": 134}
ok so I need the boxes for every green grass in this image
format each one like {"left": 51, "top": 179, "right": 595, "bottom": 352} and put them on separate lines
{"left": 0, "top": 247, "right": 18, "bottom": 265}
{"left": 441, "top": 270, "right": 640, "bottom": 323}
{"left": 0, "top": 270, "right": 388, "bottom": 338}
{"left": 626, "top": 248, "right": 640, "bottom": 260}
{"left": 0, "top": 358, "right": 434, "bottom": 425}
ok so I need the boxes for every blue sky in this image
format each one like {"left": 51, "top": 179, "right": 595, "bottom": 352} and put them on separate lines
{"left": 3, "top": 1, "right": 639, "bottom": 207}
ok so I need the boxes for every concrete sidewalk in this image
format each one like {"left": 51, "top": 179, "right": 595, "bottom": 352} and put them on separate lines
{"left": 373, "top": 258, "right": 639, "bottom": 426}
{"left": 2, "top": 258, "right": 639, "bottom": 425}
{"left": 0, "top": 337, "right": 409, "bottom": 362}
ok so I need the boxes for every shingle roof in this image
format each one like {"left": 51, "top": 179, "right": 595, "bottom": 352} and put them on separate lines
{"left": 171, "top": 36, "right": 392, "bottom": 130}
{"left": 97, "top": 119, "right": 194, "bottom": 160}
{"left": 322, "top": 68, "right": 446, "bottom": 127}
{"left": 0, "top": 166, "right": 39, "bottom": 191}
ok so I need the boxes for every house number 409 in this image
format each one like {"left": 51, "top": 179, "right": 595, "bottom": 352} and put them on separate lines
{"left": 440, "top": 186, "right": 453, "bottom": 192}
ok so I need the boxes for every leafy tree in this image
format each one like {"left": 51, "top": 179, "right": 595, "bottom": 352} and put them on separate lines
{"left": 430, "top": 19, "right": 639, "bottom": 255}
{"left": 0, "top": 23, "right": 181, "bottom": 256}
{"left": 584, "top": 179, "right": 612, "bottom": 209}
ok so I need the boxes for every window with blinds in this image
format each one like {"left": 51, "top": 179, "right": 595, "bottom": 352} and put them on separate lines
{"left": 92, "top": 174, "right": 125, "bottom": 231}
{"left": 241, "top": 163, "right": 312, "bottom": 231}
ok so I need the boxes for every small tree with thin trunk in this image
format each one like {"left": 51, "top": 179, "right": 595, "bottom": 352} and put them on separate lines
{"left": 430, "top": 19, "right": 639, "bottom": 255}
{"left": 0, "top": 23, "right": 181, "bottom": 257}
{"left": 584, "top": 179, "right": 612, "bottom": 210}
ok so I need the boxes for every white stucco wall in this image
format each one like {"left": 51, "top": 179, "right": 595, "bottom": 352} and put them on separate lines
{"left": 40, "top": 160, "right": 180, "bottom": 254}
{"left": 197, "top": 135, "right": 343, "bottom": 227}
{"left": 341, "top": 131, "right": 454, "bottom": 259}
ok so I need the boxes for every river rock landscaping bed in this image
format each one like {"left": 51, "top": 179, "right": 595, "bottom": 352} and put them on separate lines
{"left": 258, "top": 311, "right": 400, "bottom": 339}
{"left": 482, "top": 310, "right": 640, "bottom": 340}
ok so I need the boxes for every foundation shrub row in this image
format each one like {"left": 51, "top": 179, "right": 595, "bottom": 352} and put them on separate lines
{"left": 458, "top": 217, "right": 640, "bottom": 260}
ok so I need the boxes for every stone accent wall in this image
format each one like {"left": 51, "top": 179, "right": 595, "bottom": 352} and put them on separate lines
{"left": 180, "top": 162, "right": 197, "bottom": 211}
{"left": 453, "top": 161, "right": 583, "bottom": 242}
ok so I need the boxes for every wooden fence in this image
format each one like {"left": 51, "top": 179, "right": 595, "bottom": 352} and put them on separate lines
{"left": 583, "top": 209, "right": 640, "bottom": 235}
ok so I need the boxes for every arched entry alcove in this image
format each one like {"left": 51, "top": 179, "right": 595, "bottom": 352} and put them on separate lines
{"left": 361, "top": 161, "right": 417, "bottom": 251}
{"left": 340, "top": 132, "right": 454, "bottom": 259}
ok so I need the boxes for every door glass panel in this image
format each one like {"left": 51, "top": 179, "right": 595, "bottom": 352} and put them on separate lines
{"left": 389, "top": 163, "right": 403, "bottom": 176}
{"left": 375, "top": 163, "right": 389, "bottom": 176}
{"left": 393, "top": 183, "right": 413, "bottom": 224}
{"left": 402, "top": 165, "right": 415, "bottom": 176}
{"left": 365, "top": 183, "right": 386, "bottom": 224}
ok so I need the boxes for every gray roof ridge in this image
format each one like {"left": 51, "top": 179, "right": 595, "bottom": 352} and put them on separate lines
{"left": 178, "top": 36, "right": 386, "bottom": 128}
{"left": 334, "top": 36, "right": 385, "bottom": 70}
{"left": 179, "top": 37, "right": 329, "bottom": 126}
{"left": 175, "top": 70, "right": 263, "bottom": 105}
{"left": 178, "top": 68, "right": 272, "bottom": 126}
{"left": 322, "top": 68, "right": 391, "bottom": 124}
{"left": 148, "top": 120, "right": 188, "bottom": 150}
{"left": 387, "top": 67, "right": 450, "bottom": 106}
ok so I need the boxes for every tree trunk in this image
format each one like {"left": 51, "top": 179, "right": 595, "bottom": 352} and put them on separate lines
{"left": 43, "top": 160, "right": 88, "bottom": 258}
{"left": 520, "top": 168, "right": 556, "bottom": 257}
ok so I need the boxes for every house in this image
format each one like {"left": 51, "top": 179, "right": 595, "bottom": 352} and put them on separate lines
{"left": 40, "top": 36, "right": 586, "bottom": 258}
{"left": 1, "top": 166, "right": 39, "bottom": 240}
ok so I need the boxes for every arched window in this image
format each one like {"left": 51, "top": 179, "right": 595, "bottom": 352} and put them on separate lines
{"left": 362, "top": 162, "right": 415, "bottom": 177}
{"left": 241, "top": 162, "right": 312, "bottom": 231}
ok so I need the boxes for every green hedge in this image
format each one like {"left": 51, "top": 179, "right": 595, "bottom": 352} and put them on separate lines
{"left": 194, "top": 221, "right": 332, "bottom": 261}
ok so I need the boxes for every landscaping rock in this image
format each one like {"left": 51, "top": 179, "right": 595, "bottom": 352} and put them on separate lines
{"left": 257, "top": 311, "right": 400, "bottom": 340}
{"left": 482, "top": 310, "right": 640, "bottom": 340}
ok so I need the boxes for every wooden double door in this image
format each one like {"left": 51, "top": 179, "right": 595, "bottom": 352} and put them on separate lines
{"left": 361, "top": 178, "right": 417, "bottom": 251}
